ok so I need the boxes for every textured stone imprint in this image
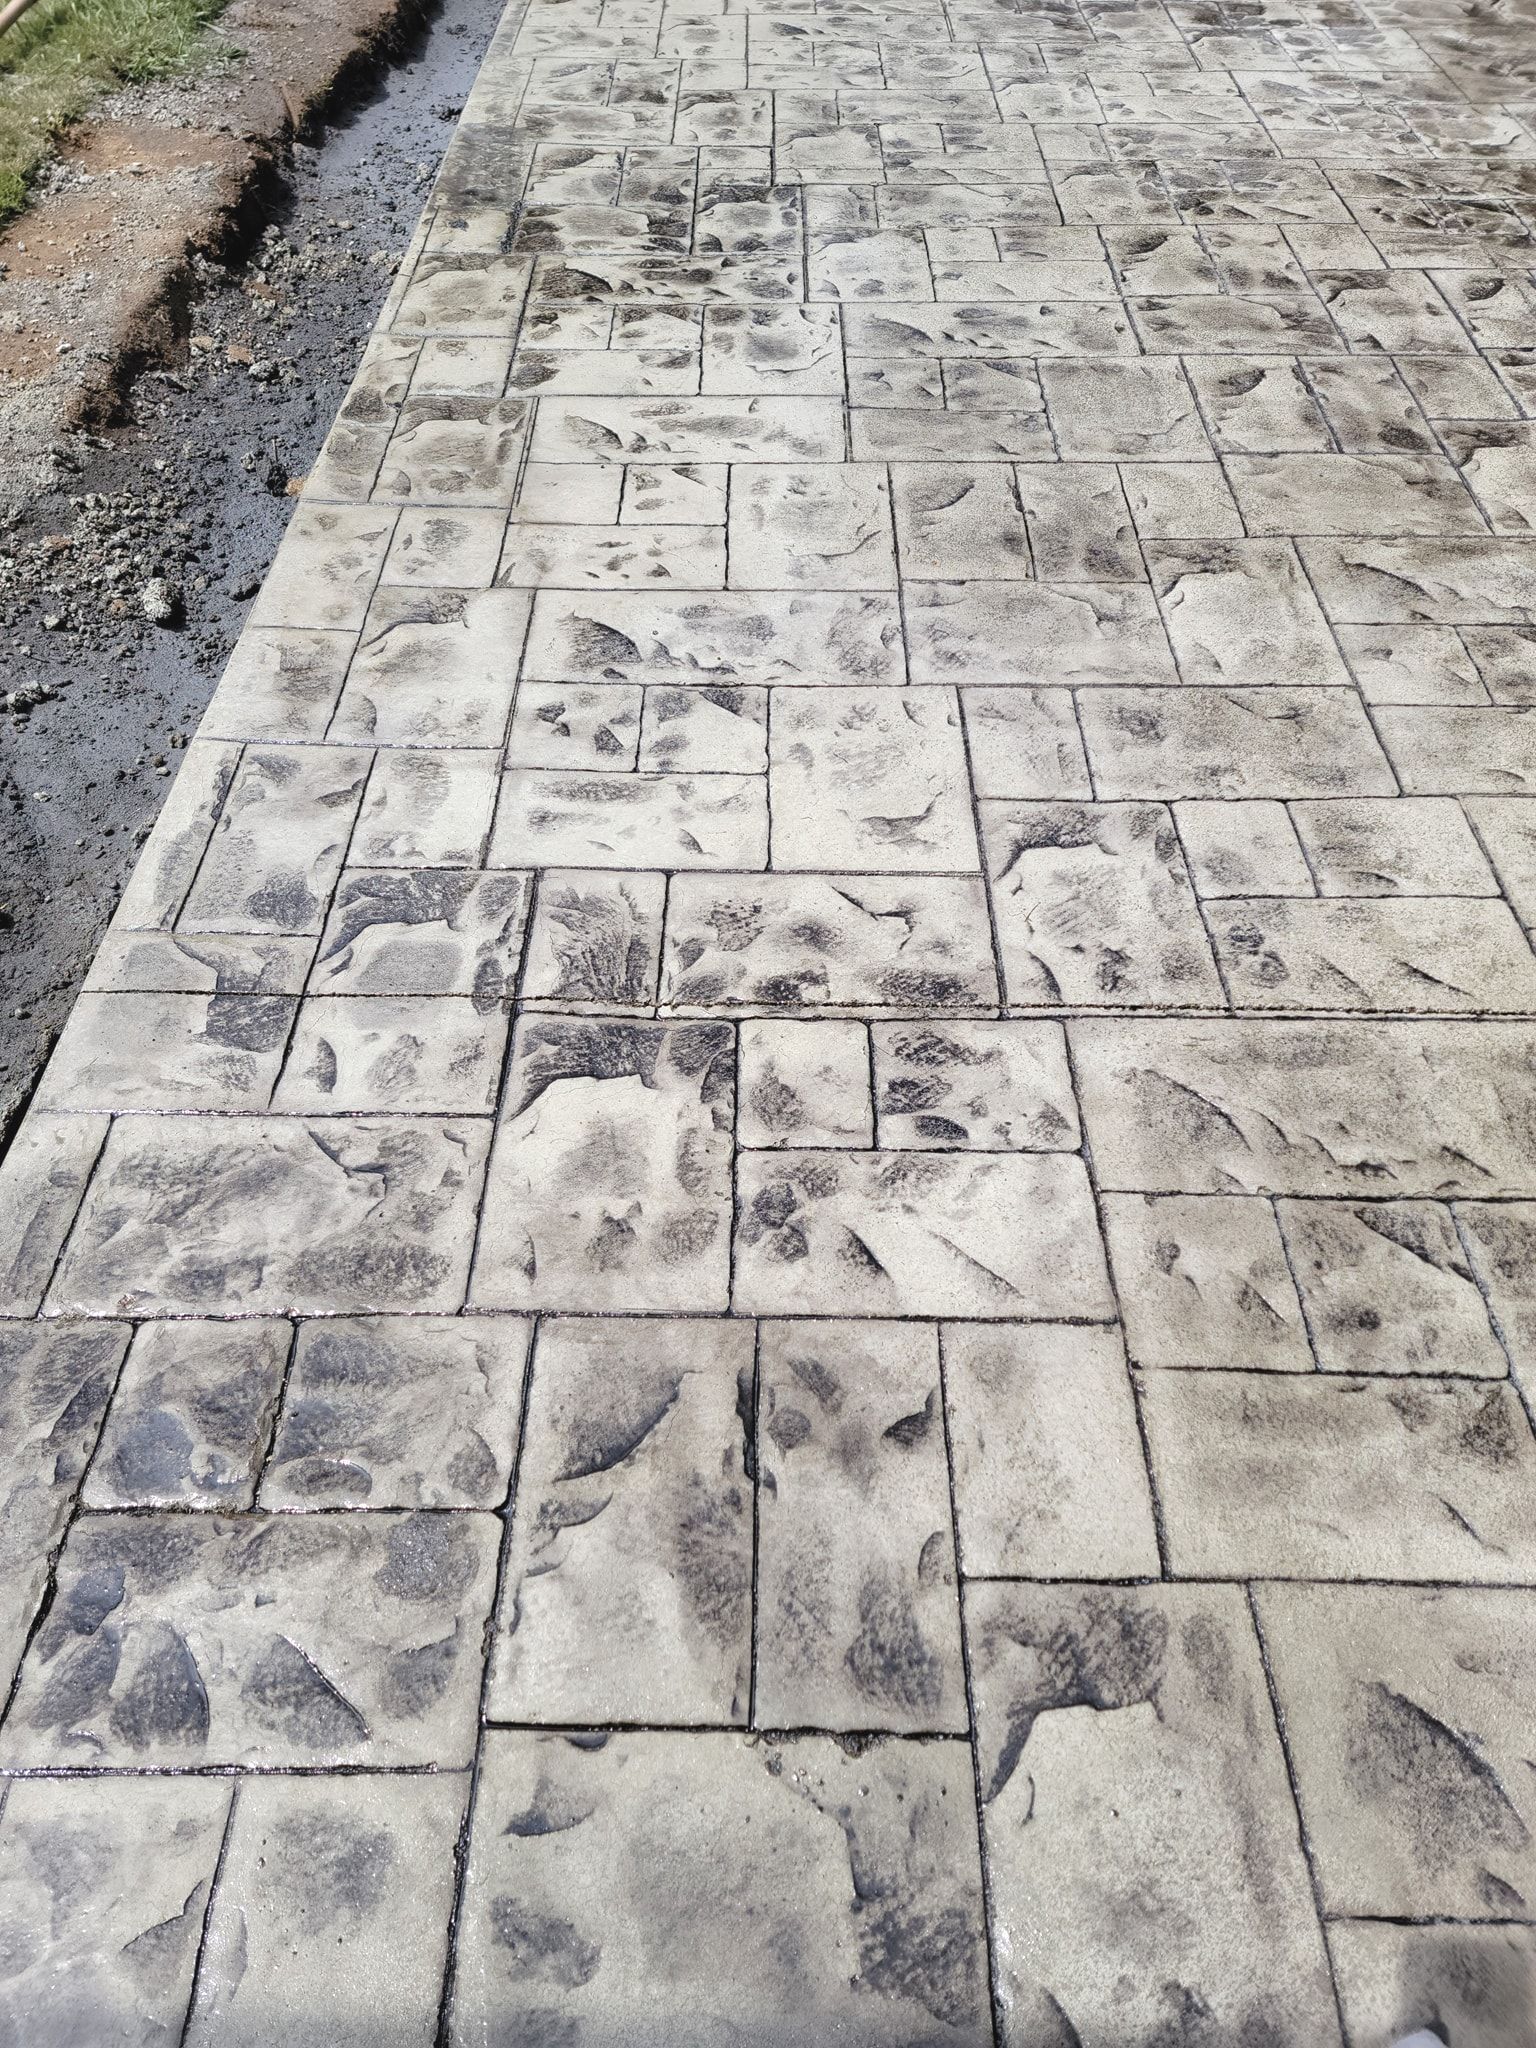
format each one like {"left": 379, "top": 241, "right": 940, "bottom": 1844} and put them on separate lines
{"left": 8, "top": 0, "right": 1536, "bottom": 2037}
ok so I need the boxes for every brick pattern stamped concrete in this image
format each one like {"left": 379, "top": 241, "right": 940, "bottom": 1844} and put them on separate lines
{"left": 6, "top": 0, "right": 1536, "bottom": 2039}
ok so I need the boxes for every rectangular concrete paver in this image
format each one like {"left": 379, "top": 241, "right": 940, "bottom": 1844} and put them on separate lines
{"left": 5, "top": 0, "right": 1536, "bottom": 2032}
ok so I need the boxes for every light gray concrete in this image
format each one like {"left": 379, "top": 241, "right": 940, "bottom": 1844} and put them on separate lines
{"left": 4, "top": 0, "right": 1536, "bottom": 2035}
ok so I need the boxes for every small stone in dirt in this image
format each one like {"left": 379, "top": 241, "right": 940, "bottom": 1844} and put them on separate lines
{"left": 227, "top": 572, "right": 263, "bottom": 600}
{"left": 1, "top": 682, "right": 54, "bottom": 713}
{"left": 139, "top": 577, "right": 182, "bottom": 627}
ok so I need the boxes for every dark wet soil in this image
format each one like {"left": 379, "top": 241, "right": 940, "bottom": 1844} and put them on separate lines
{"left": 0, "top": 0, "right": 504, "bottom": 1144}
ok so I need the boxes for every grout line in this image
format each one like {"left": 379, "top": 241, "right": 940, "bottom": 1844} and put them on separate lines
{"left": 178, "top": 1776, "right": 241, "bottom": 2048}
{"left": 1449, "top": 1202, "right": 1536, "bottom": 1439}
{"left": 463, "top": 863, "right": 544, "bottom": 1304}
{"left": 27, "top": 1112, "right": 114, "bottom": 1315}
{"left": 1169, "top": 802, "right": 1232, "bottom": 1010}
{"left": 1246, "top": 1585, "right": 1351, "bottom": 2046}
{"left": 1291, "top": 539, "right": 1408, "bottom": 800}
{"left": 250, "top": 1317, "right": 305, "bottom": 1504}
{"left": 1283, "top": 796, "right": 1327, "bottom": 900}
{"left": 935, "top": 1323, "right": 1004, "bottom": 2048}
{"left": 953, "top": 690, "right": 1011, "bottom": 1015}
{"left": 14, "top": 1285, "right": 1536, "bottom": 1323}
{"left": 435, "top": 1309, "right": 541, "bottom": 2048}
{"left": 1459, "top": 795, "right": 1536, "bottom": 971}
{"left": 0, "top": 1313, "right": 134, "bottom": 1738}
{"left": 1062, "top": 1023, "right": 1170, "bottom": 1577}
{"left": 713, "top": 1010, "right": 745, "bottom": 1311}
{"left": 1269, "top": 1193, "right": 1325, "bottom": 1372}
{"left": 71, "top": 1319, "right": 147, "bottom": 1507}
{"left": 746, "top": 1315, "right": 763, "bottom": 1730}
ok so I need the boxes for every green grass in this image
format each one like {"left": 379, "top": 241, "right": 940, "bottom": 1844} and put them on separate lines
{"left": 0, "top": 0, "right": 231, "bottom": 224}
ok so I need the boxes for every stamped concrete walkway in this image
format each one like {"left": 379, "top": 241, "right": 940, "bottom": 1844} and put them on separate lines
{"left": 4, "top": 0, "right": 1536, "bottom": 2039}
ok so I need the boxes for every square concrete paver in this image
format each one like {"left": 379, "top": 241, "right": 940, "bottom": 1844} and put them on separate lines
{"left": 756, "top": 1318, "right": 965, "bottom": 1732}
{"left": 1327, "top": 1923, "right": 1536, "bottom": 2048}
{"left": 7, "top": 0, "right": 1536, "bottom": 2020}
{"left": 185, "top": 1774, "right": 468, "bottom": 2048}
{"left": 1258, "top": 1583, "right": 1536, "bottom": 1920}
{"left": 489, "top": 1316, "right": 752, "bottom": 1725}
{"left": 0, "top": 1777, "right": 229, "bottom": 2045}
{"left": 0, "top": 1113, "right": 109, "bottom": 1314}
{"left": 1276, "top": 1198, "right": 1507, "bottom": 1376}
{"left": 3, "top": 1511, "right": 500, "bottom": 1767}
{"left": 85, "top": 1319, "right": 290, "bottom": 1509}
{"left": 262, "top": 1314, "right": 529, "bottom": 1507}
{"left": 471, "top": 1016, "right": 735, "bottom": 1311}
{"left": 450, "top": 1730, "right": 991, "bottom": 2046}
{"left": 944, "top": 1322, "right": 1158, "bottom": 1578}
{"left": 1102, "top": 1192, "right": 1312, "bottom": 1371}
{"left": 47, "top": 1114, "right": 489, "bottom": 1316}
{"left": 735, "top": 1149, "right": 1112, "bottom": 1318}
{"left": 1142, "top": 1373, "right": 1536, "bottom": 1581}
{"left": 967, "top": 1581, "right": 1340, "bottom": 2046}
{"left": 0, "top": 1321, "right": 130, "bottom": 1695}
{"left": 738, "top": 1017, "right": 873, "bottom": 1148}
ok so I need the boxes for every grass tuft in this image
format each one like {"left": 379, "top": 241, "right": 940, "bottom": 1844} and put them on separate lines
{"left": 0, "top": 0, "right": 232, "bottom": 228}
